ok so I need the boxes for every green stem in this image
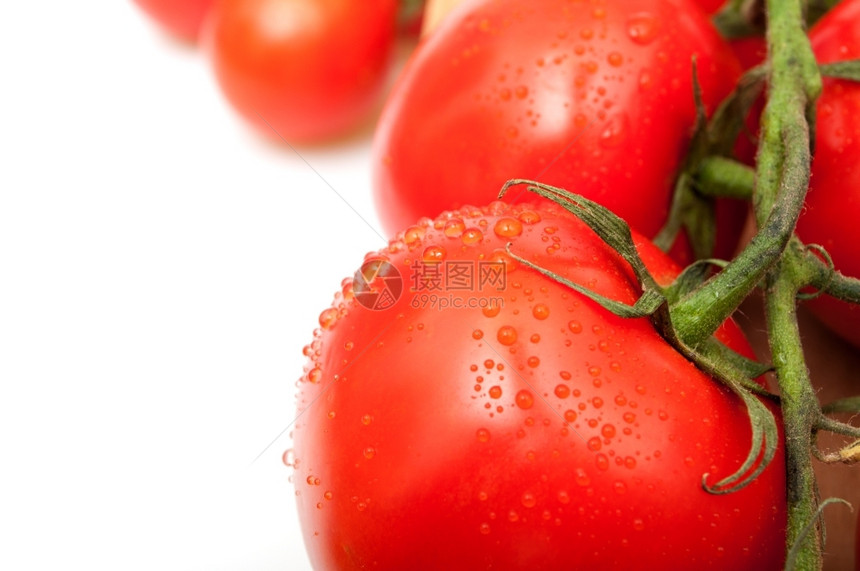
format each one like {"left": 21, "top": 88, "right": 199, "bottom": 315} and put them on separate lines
{"left": 695, "top": 156, "right": 754, "bottom": 200}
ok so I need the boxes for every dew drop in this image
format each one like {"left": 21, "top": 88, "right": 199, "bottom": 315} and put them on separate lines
{"left": 489, "top": 386, "right": 503, "bottom": 399}
{"left": 483, "top": 304, "right": 502, "bottom": 318}
{"left": 527, "top": 356, "right": 540, "bottom": 368}
{"left": 324, "top": 491, "right": 333, "bottom": 500}
{"left": 494, "top": 217, "right": 524, "bottom": 238}
{"left": 557, "top": 490, "right": 571, "bottom": 504}
{"left": 477, "top": 428, "right": 491, "bottom": 442}
{"left": 472, "top": 329, "right": 484, "bottom": 340}
{"left": 521, "top": 492, "right": 537, "bottom": 508}
{"left": 568, "top": 321, "right": 583, "bottom": 334}
{"left": 607, "top": 52, "right": 624, "bottom": 67}
{"left": 308, "top": 367, "right": 322, "bottom": 384}
{"left": 444, "top": 219, "right": 466, "bottom": 237}
{"left": 318, "top": 307, "right": 339, "bottom": 330}
{"left": 423, "top": 245, "right": 447, "bottom": 262}
{"left": 462, "top": 228, "right": 484, "bottom": 245}
{"left": 633, "top": 518, "right": 645, "bottom": 531}
{"left": 627, "top": 13, "right": 660, "bottom": 45}
{"left": 575, "top": 468, "right": 591, "bottom": 487}
{"left": 497, "top": 325, "right": 518, "bottom": 346}
{"left": 282, "top": 449, "right": 295, "bottom": 468}
{"left": 593, "top": 397, "right": 604, "bottom": 409}
{"left": 363, "top": 447, "right": 376, "bottom": 460}
{"left": 515, "top": 389, "right": 535, "bottom": 409}
{"left": 554, "top": 384, "right": 571, "bottom": 399}
{"left": 601, "top": 424, "right": 616, "bottom": 438}
{"left": 599, "top": 113, "right": 630, "bottom": 148}
{"left": 532, "top": 303, "right": 550, "bottom": 320}
{"left": 403, "top": 226, "right": 425, "bottom": 245}
{"left": 361, "top": 414, "right": 373, "bottom": 426}
{"left": 479, "top": 523, "right": 491, "bottom": 535}
{"left": 595, "top": 453, "right": 609, "bottom": 471}
{"left": 564, "top": 409, "right": 577, "bottom": 423}
{"left": 515, "top": 85, "right": 529, "bottom": 99}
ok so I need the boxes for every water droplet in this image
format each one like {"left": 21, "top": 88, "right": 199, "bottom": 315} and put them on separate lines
{"left": 403, "top": 226, "right": 425, "bottom": 245}
{"left": 479, "top": 522, "right": 491, "bottom": 535}
{"left": 587, "top": 437, "right": 602, "bottom": 451}
{"left": 477, "top": 428, "right": 491, "bottom": 442}
{"left": 423, "top": 245, "right": 447, "bottom": 262}
{"left": 318, "top": 307, "right": 338, "bottom": 330}
{"left": 308, "top": 367, "right": 322, "bottom": 384}
{"left": 623, "top": 412, "right": 636, "bottom": 424}
{"left": 614, "top": 395, "right": 627, "bottom": 406}
{"left": 627, "top": 13, "right": 660, "bottom": 45}
{"left": 530, "top": 333, "right": 541, "bottom": 343}
{"left": 484, "top": 359, "right": 495, "bottom": 369}
{"left": 444, "top": 219, "right": 466, "bottom": 237}
{"left": 559, "top": 370, "right": 572, "bottom": 380}
{"left": 361, "top": 414, "right": 373, "bottom": 426}
{"left": 515, "top": 85, "right": 529, "bottom": 99}
{"left": 527, "top": 356, "right": 540, "bottom": 368}
{"left": 607, "top": 52, "right": 624, "bottom": 67}
{"left": 472, "top": 329, "right": 484, "bottom": 340}
{"left": 324, "top": 491, "right": 333, "bottom": 500}
{"left": 554, "top": 384, "right": 571, "bottom": 399}
{"left": 593, "top": 397, "right": 604, "bottom": 409}
{"left": 327, "top": 410, "right": 336, "bottom": 419}
{"left": 515, "top": 389, "right": 535, "bottom": 409}
{"left": 521, "top": 492, "right": 537, "bottom": 508}
{"left": 462, "top": 228, "right": 484, "bottom": 245}
{"left": 601, "top": 424, "right": 616, "bottom": 438}
{"left": 588, "top": 366, "right": 601, "bottom": 377}
{"left": 564, "top": 409, "right": 577, "bottom": 423}
{"left": 595, "top": 453, "right": 609, "bottom": 471}
{"left": 658, "top": 410, "right": 669, "bottom": 421}
{"left": 557, "top": 490, "right": 571, "bottom": 504}
{"left": 482, "top": 303, "right": 501, "bottom": 318}
{"left": 363, "top": 447, "right": 376, "bottom": 459}
{"left": 575, "top": 468, "right": 591, "bottom": 487}
{"left": 633, "top": 518, "right": 645, "bottom": 531}
{"left": 282, "top": 449, "right": 295, "bottom": 467}
{"left": 599, "top": 113, "right": 630, "bottom": 148}
{"left": 625, "top": 456, "right": 637, "bottom": 469}
{"left": 494, "top": 217, "right": 524, "bottom": 238}
{"left": 508, "top": 510, "right": 519, "bottom": 522}
{"left": 497, "top": 325, "right": 518, "bottom": 345}
{"left": 489, "top": 385, "right": 503, "bottom": 399}
{"left": 532, "top": 304, "right": 550, "bottom": 320}
{"left": 518, "top": 210, "right": 542, "bottom": 224}
{"left": 580, "top": 28, "right": 594, "bottom": 40}
{"left": 568, "top": 321, "right": 583, "bottom": 334}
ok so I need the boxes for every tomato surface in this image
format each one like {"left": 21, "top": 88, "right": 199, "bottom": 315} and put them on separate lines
{"left": 202, "top": 0, "right": 398, "bottom": 143}
{"left": 133, "top": 0, "right": 214, "bottom": 41}
{"left": 291, "top": 200, "right": 785, "bottom": 569}
{"left": 372, "top": 0, "right": 745, "bottom": 262}
{"left": 794, "top": 0, "right": 860, "bottom": 347}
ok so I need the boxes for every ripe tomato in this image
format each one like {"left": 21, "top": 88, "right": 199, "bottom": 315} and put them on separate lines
{"left": 372, "top": 0, "right": 744, "bottom": 262}
{"left": 292, "top": 200, "right": 785, "bottom": 569}
{"left": 202, "top": 0, "right": 398, "bottom": 143}
{"left": 793, "top": 0, "right": 860, "bottom": 347}
{"left": 133, "top": 0, "right": 214, "bottom": 41}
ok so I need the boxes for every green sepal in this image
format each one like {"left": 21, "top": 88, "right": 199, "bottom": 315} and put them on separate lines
{"left": 820, "top": 59, "right": 860, "bottom": 82}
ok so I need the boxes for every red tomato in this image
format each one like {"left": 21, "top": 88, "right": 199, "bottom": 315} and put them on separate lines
{"left": 372, "top": 0, "right": 744, "bottom": 262}
{"left": 291, "top": 200, "right": 786, "bottom": 569}
{"left": 202, "top": 0, "right": 398, "bottom": 143}
{"left": 133, "top": 0, "right": 214, "bottom": 42}
{"left": 794, "top": 0, "right": 860, "bottom": 347}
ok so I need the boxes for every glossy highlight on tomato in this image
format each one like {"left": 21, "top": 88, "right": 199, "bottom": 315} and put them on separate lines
{"left": 372, "top": 0, "right": 744, "bottom": 262}
{"left": 133, "top": 0, "right": 214, "bottom": 41}
{"left": 203, "top": 0, "right": 398, "bottom": 143}
{"left": 291, "top": 200, "right": 785, "bottom": 569}
{"left": 794, "top": 0, "right": 860, "bottom": 347}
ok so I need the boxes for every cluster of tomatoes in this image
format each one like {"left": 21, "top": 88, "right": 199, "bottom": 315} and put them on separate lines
{"left": 136, "top": 0, "right": 860, "bottom": 568}
{"left": 133, "top": 0, "right": 422, "bottom": 142}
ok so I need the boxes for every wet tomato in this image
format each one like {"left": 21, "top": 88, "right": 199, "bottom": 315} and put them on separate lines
{"left": 794, "top": 0, "right": 860, "bottom": 347}
{"left": 372, "top": 0, "right": 744, "bottom": 263}
{"left": 291, "top": 200, "right": 785, "bottom": 569}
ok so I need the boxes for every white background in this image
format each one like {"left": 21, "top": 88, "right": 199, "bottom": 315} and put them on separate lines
{"left": 0, "top": 3, "right": 396, "bottom": 569}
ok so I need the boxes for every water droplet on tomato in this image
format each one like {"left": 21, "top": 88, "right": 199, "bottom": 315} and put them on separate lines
{"left": 557, "top": 490, "right": 571, "bottom": 504}
{"left": 527, "top": 356, "right": 540, "bottom": 368}
{"left": 444, "top": 219, "right": 466, "bottom": 237}
{"left": 497, "top": 325, "right": 518, "bottom": 345}
{"left": 532, "top": 303, "right": 550, "bottom": 320}
{"left": 515, "top": 85, "right": 529, "bottom": 99}
{"left": 308, "top": 367, "right": 322, "bottom": 384}
{"left": 494, "top": 217, "right": 524, "bottom": 238}
{"left": 363, "top": 447, "right": 376, "bottom": 459}
{"left": 423, "top": 245, "right": 446, "bottom": 262}
{"left": 521, "top": 492, "right": 537, "bottom": 508}
{"left": 477, "top": 428, "right": 491, "bottom": 442}
{"left": 479, "top": 523, "right": 491, "bottom": 535}
{"left": 568, "top": 321, "right": 583, "bottom": 334}
{"left": 530, "top": 333, "right": 541, "bottom": 343}
{"left": 575, "top": 468, "right": 591, "bottom": 487}
{"left": 564, "top": 409, "right": 577, "bottom": 423}
{"left": 599, "top": 113, "right": 630, "bottom": 148}
{"left": 462, "top": 228, "right": 484, "bottom": 245}
{"left": 601, "top": 424, "right": 616, "bottom": 438}
{"left": 324, "top": 491, "right": 333, "bottom": 500}
{"left": 633, "top": 518, "right": 645, "bottom": 531}
{"left": 472, "top": 329, "right": 484, "bottom": 340}
{"left": 489, "top": 386, "right": 502, "bottom": 399}
{"left": 588, "top": 366, "right": 601, "bottom": 377}
{"left": 318, "top": 307, "right": 338, "bottom": 330}
{"left": 638, "top": 69, "right": 653, "bottom": 91}
{"left": 593, "top": 397, "right": 604, "bottom": 409}
{"left": 555, "top": 384, "right": 571, "bottom": 399}
{"left": 580, "top": 28, "right": 594, "bottom": 40}
{"left": 587, "top": 437, "right": 602, "bottom": 451}
{"left": 518, "top": 210, "right": 542, "bottom": 224}
{"left": 623, "top": 412, "right": 636, "bottom": 424}
{"left": 607, "top": 52, "right": 624, "bottom": 67}
{"left": 627, "top": 13, "right": 660, "bottom": 45}
{"left": 484, "top": 359, "right": 495, "bottom": 369}
{"left": 282, "top": 449, "right": 295, "bottom": 467}
{"left": 595, "top": 453, "right": 609, "bottom": 471}
{"left": 403, "top": 226, "right": 425, "bottom": 245}
{"left": 515, "top": 389, "right": 534, "bottom": 409}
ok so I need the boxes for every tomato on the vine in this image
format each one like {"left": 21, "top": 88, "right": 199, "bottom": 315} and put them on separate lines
{"left": 793, "top": 0, "right": 860, "bottom": 347}
{"left": 133, "top": 0, "right": 214, "bottom": 42}
{"left": 372, "top": 0, "right": 745, "bottom": 263}
{"left": 291, "top": 200, "right": 785, "bottom": 569}
{"left": 202, "top": 0, "right": 398, "bottom": 143}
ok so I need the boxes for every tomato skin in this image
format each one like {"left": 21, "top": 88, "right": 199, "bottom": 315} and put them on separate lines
{"left": 292, "top": 201, "right": 785, "bottom": 569}
{"left": 133, "top": 0, "right": 214, "bottom": 41}
{"left": 202, "top": 0, "right": 398, "bottom": 143}
{"left": 372, "top": 0, "right": 743, "bottom": 261}
{"left": 794, "top": 0, "right": 860, "bottom": 347}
